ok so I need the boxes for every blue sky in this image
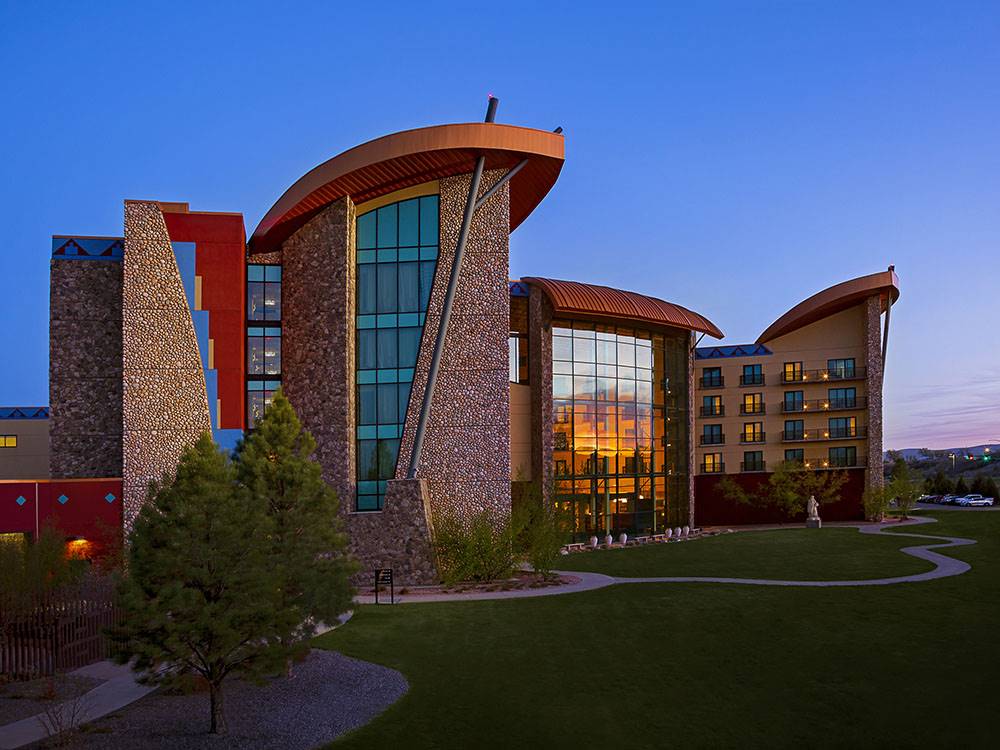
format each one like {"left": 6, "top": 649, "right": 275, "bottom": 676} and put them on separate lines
{"left": 1, "top": 1, "right": 997, "bottom": 449}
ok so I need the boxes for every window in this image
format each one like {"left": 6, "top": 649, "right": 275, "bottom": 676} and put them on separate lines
{"left": 785, "top": 448, "right": 804, "bottom": 464}
{"left": 701, "top": 367, "right": 723, "bottom": 388}
{"left": 247, "top": 264, "right": 281, "bottom": 321}
{"left": 701, "top": 424, "right": 724, "bottom": 445}
{"left": 1, "top": 435, "right": 16, "bottom": 448}
{"left": 783, "top": 361, "right": 803, "bottom": 382}
{"left": 702, "top": 453, "right": 723, "bottom": 473}
{"left": 552, "top": 320, "right": 690, "bottom": 539}
{"left": 784, "top": 419, "right": 804, "bottom": 440}
{"left": 355, "top": 195, "right": 439, "bottom": 511}
{"left": 701, "top": 394, "right": 723, "bottom": 416}
{"left": 742, "top": 422, "right": 764, "bottom": 443}
{"left": 828, "top": 387, "right": 857, "bottom": 409}
{"left": 741, "top": 392, "right": 764, "bottom": 415}
{"left": 829, "top": 446, "right": 858, "bottom": 467}
{"left": 247, "top": 380, "right": 281, "bottom": 428}
{"left": 828, "top": 416, "right": 857, "bottom": 439}
{"left": 741, "top": 363, "right": 763, "bottom": 386}
{"left": 827, "top": 358, "right": 856, "bottom": 379}
{"left": 783, "top": 390, "right": 804, "bottom": 412}
{"left": 508, "top": 333, "right": 528, "bottom": 384}
{"left": 246, "top": 327, "right": 281, "bottom": 376}
{"left": 742, "top": 451, "right": 764, "bottom": 472}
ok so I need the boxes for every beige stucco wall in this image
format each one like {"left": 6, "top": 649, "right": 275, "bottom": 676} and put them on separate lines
{"left": 0, "top": 420, "right": 50, "bottom": 480}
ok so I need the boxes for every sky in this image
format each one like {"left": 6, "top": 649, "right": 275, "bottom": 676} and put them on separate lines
{"left": 0, "top": 1, "right": 997, "bottom": 450}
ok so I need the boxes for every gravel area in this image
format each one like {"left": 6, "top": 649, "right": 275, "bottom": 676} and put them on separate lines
{"left": 29, "top": 650, "right": 407, "bottom": 749}
{"left": 0, "top": 674, "right": 103, "bottom": 725}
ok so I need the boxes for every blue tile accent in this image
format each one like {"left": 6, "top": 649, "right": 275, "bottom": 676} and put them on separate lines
{"left": 695, "top": 344, "right": 773, "bottom": 360}
{"left": 212, "top": 428, "right": 244, "bottom": 453}
{"left": 0, "top": 407, "right": 49, "bottom": 420}
{"left": 508, "top": 280, "right": 530, "bottom": 297}
{"left": 57, "top": 494, "right": 69, "bottom": 505}
{"left": 51, "top": 237, "right": 124, "bottom": 261}
{"left": 15, "top": 496, "right": 27, "bottom": 506}
{"left": 105, "top": 493, "right": 116, "bottom": 503}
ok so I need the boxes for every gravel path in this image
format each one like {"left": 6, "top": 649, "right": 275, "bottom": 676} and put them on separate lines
{"left": 29, "top": 650, "right": 407, "bottom": 750}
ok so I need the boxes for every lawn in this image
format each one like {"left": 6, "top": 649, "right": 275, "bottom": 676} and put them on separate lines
{"left": 315, "top": 512, "right": 997, "bottom": 748}
{"left": 552, "top": 526, "right": 934, "bottom": 580}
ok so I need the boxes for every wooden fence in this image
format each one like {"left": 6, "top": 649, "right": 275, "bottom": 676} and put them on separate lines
{"left": 0, "top": 575, "right": 122, "bottom": 679}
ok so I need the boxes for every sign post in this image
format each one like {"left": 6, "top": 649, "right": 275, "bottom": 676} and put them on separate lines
{"left": 374, "top": 569, "right": 394, "bottom": 605}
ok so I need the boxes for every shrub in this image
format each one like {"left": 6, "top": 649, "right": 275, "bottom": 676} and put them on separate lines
{"left": 510, "top": 497, "right": 570, "bottom": 577}
{"left": 862, "top": 484, "right": 888, "bottom": 522}
{"left": 433, "top": 510, "right": 514, "bottom": 585}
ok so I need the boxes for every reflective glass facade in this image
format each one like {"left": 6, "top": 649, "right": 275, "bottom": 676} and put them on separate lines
{"left": 551, "top": 320, "right": 690, "bottom": 538}
{"left": 246, "top": 264, "right": 282, "bottom": 427}
{"left": 355, "top": 195, "right": 439, "bottom": 511}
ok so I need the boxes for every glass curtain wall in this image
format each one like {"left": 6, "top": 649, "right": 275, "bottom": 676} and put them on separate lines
{"left": 246, "top": 264, "right": 282, "bottom": 427}
{"left": 551, "top": 320, "right": 689, "bottom": 539}
{"left": 355, "top": 195, "right": 439, "bottom": 511}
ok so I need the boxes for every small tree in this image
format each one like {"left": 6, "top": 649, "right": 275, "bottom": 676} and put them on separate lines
{"left": 510, "top": 483, "right": 570, "bottom": 577}
{"left": 0, "top": 525, "right": 87, "bottom": 604}
{"left": 954, "top": 476, "right": 969, "bottom": 496}
{"left": 930, "top": 470, "right": 953, "bottom": 496}
{"left": 862, "top": 484, "right": 889, "bottom": 522}
{"left": 113, "top": 434, "right": 284, "bottom": 734}
{"left": 236, "top": 389, "right": 356, "bottom": 673}
{"left": 720, "top": 461, "right": 848, "bottom": 518}
{"left": 888, "top": 458, "right": 921, "bottom": 519}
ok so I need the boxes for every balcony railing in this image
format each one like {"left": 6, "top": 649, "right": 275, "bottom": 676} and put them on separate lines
{"left": 781, "top": 367, "right": 867, "bottom": 384}
{"left": 740, "top": 460, "right": 767, "bottom": 473}
{"left": 700, "top": 433, "right": 726, "bottom": 446}
{"left": 700, "top": 463, "right": 725, "bottom": 474}
{"left": 781, "top": 426, "right": 868, "bottom": 442}
{"left": 792, "top": 456, "right": 867, "bottom": 469}
{"left": 699, "top": 375, "right": 725, "bottom": 389}
{"left": 740, "top": 432, "right": 766, "bottom": 444}
{"left": 700, "top": 405, "right": 725, "bottom": 417}
{"left": 739, "top": 404, "right": 766, "bottom": 415}
{"left": 781, "top": 397, "right": 867, "bottom": 413}
{"left": 740, "top": 373, "right": 765, "bottom": 386}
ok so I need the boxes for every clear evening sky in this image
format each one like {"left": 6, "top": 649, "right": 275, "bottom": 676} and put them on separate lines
{"left": 1, "top": 1, "right": 997, "bottom": 450}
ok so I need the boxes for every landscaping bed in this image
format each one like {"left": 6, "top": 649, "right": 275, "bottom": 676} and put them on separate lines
{"left": 364, "top": 571, "right": 579, "bottom": 597}
{"left": 0, "top": 673, "right": 103, "bottom": 725}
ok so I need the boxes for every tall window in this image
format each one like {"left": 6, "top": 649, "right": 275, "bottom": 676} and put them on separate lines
{"left": 827, "top": 358, "right": 856, "bottom": 379}
{"left": 783, "top": 361, "right": 803, "bottom": 382}
{"left": 247, "top": 264, "right": 282, "bottom": 427}
{"left": 742, "top": 451, "right": 764, "bottom": 472}
{"left": 785, "top": 448, "right": 804, "bottom": 463}
{"left": 742, "top": 422, "right": 764, "bottom": 442}
{"left": 701, "top": 453, "right": 723, "bottom": 473}
{"left": 783, "top": 390, "right": 804, "bottom": 412}
{"left": 829, "top": 446, "right": 858, "bottom": 467}
{"left": 355, "top": 195, "right": 439, "bottom": 512}
{"left": 552, "top": 320, "right": 689, "bottom": 538}
{"left": 701, "top": 395, "right": 723, "bottom": 416}
{"left": 701, "top": 367, "right": 723, "bottom": 388}
{"left": 828, "top": 387, "right": 856, "bottom": 408}
{"left": 701, "top": 424, "right": 724, "bottom": 445}
{"left": 741, "top": 392, "right": 764, "bottom": 415}
{"left": 784, "top": 419, "right": 804, "bottom": 440}
{"left": 508, "top": 333, "right": 528, "bottom": 384}
{"left": 829, "top": 416, "right": 857, "bottom": 438}
{"left": 741, "top": 363, "right": 763, "bottom": 386}
{"left": 0, "top": 435, "right": 16, "bottom": 448}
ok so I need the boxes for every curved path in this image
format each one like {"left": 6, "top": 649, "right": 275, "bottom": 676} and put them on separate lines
{"left": 355, "top": 516, "right": 977, "bottom": 604}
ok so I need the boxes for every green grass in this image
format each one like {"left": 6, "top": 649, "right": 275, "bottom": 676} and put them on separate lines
{"left": 552, "top": 526, "right": 935, "bottom": 580}
{"left": 317, "top": 512, "right": 997, "bottom": 748}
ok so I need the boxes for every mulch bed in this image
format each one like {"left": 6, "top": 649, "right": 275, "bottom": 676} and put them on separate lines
{"left": 366, "top": 571, "right": 578, "bottom": 597}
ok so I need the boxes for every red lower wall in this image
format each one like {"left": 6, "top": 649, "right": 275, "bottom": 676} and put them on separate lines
{"left": 0, "top": 479, "right": 123, "bottom": 559}
{"left": 695, "top": 469, "right": 866, "bottom": 526}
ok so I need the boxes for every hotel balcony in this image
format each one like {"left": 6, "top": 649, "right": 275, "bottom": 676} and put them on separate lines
{"left": 699, "top": 463, "right": 725, "bottom": 474}
{"left": 699, "top": 375, "right": 725, "bottom": 389}
{"left": 740, "top": 432, "right": 766, "bottom": 444}
{"left": 781, "top": 426, "right": 868, "bottom": 442}
{"left": 739, "top": 403, "right": 766, "bottom": 415}
{"left": 740, "top": 460, "right": 767, "bottom": 472}
{"left": 781, "top": 367, "right": 867, "bottom": 384}
{"left": 700, "top": 405, "right": 725, "bottom": 417}
{"left": 699, "top": 433, "right": 726, "bottom": 446}
{"left": 739, "top": 373, "right": 765, "bottom": 386}
{"left": 796, "top": 456, "right": 868, "bottom": 470}
{"left": 781, "top": 397, "right": 868, "bottom": 413}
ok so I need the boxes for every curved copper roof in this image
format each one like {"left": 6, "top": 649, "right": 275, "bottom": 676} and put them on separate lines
{"left": 757, "top": 268, "right": 900, "bottom": 344}
{"left": 523, "top": 277, "right": 724, "bottom": 338}
{"left": 249, "top": 123, "right": 564, "bottom": 255}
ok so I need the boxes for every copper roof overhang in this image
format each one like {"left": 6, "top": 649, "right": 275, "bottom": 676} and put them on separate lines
{"left": 523, "top": 277, "right": 724, "bottom": 338}
{"left": 756, "top": 269, "right": 901, "bottom": 344}
{"left": 249, "top": 123, "right": 565, "bottom": 255}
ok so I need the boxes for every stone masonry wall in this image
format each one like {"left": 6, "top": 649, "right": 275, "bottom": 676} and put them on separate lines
{"left": 49, "top": 260, "right": 123, "bottom": 478}
{"left": 122, "top": 201, "right": 211, "bottom": 530}
{"left": 528, "top": 288, "right": 554, "bottom": 504}
{"left": 395, "top": 170, "right": 512, "bottom": 524}
{"left": 864, "top": 294, "right": 884, "bottom": 488}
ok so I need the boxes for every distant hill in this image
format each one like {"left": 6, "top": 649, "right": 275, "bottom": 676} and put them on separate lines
{"left": 885, "top": 444, "right": 1000, "bottom": 461}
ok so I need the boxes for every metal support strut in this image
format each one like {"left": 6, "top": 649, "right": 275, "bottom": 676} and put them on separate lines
{"left": 880, "top": 264, "right": 894, "bottom": 384}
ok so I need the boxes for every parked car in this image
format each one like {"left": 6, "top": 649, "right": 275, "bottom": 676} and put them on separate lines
{"left": 920, "top": 495, "right": 941, "bottom": 504}
{"left": 938, "top": 495, "right": 958, "bottom": 505}
{"left": 957, "top": 494, "right": 995, "bottom": 507}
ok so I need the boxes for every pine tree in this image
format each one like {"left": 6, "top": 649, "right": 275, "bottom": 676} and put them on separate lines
{"left": 236, "top": 389, "right": 356, "bottom": 673}
{"left": 954, "top": 476, "right": 969, "bottom": 496}
{"left": 113, "top": 434, "right": 285, "bottom": 734}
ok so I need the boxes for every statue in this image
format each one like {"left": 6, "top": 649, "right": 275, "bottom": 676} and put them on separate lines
{"left": 806, "top": 495, "right": 822, "bottom": 528}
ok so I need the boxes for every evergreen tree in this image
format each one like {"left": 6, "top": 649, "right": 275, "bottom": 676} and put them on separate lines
{"left": 113, "top": 434, "right": 284, "bottom": 734}
{"left": 931, "top": 470, "right": 952, "bottom": 495}
{"left": 985, "top": 477, "right": 999, "bottom": 501}
{"left": 954, "top": 476, "right": 969, "bottom": 496}
{"left": 236, "top": 389, "right": 356, "bottom": 673}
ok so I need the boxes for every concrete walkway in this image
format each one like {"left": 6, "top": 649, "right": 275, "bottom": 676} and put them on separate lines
{"left": 0, "top": 661, "right": 155, "bottom": 749}
{"left": 354, "top": 516, "right": 977, "bottom": 604}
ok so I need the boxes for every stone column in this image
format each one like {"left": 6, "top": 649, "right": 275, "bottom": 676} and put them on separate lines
{"left": 687, "top": 331, "right": 697, "bottom": 526}
{"left": 529, "top": 289, "right": 554, "bottom": 505}
{"left": 864, "top": 294, "right": 884, "bottom": 488}
{"left": 122, "top": 201, "right": 211, "bottom": 531}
